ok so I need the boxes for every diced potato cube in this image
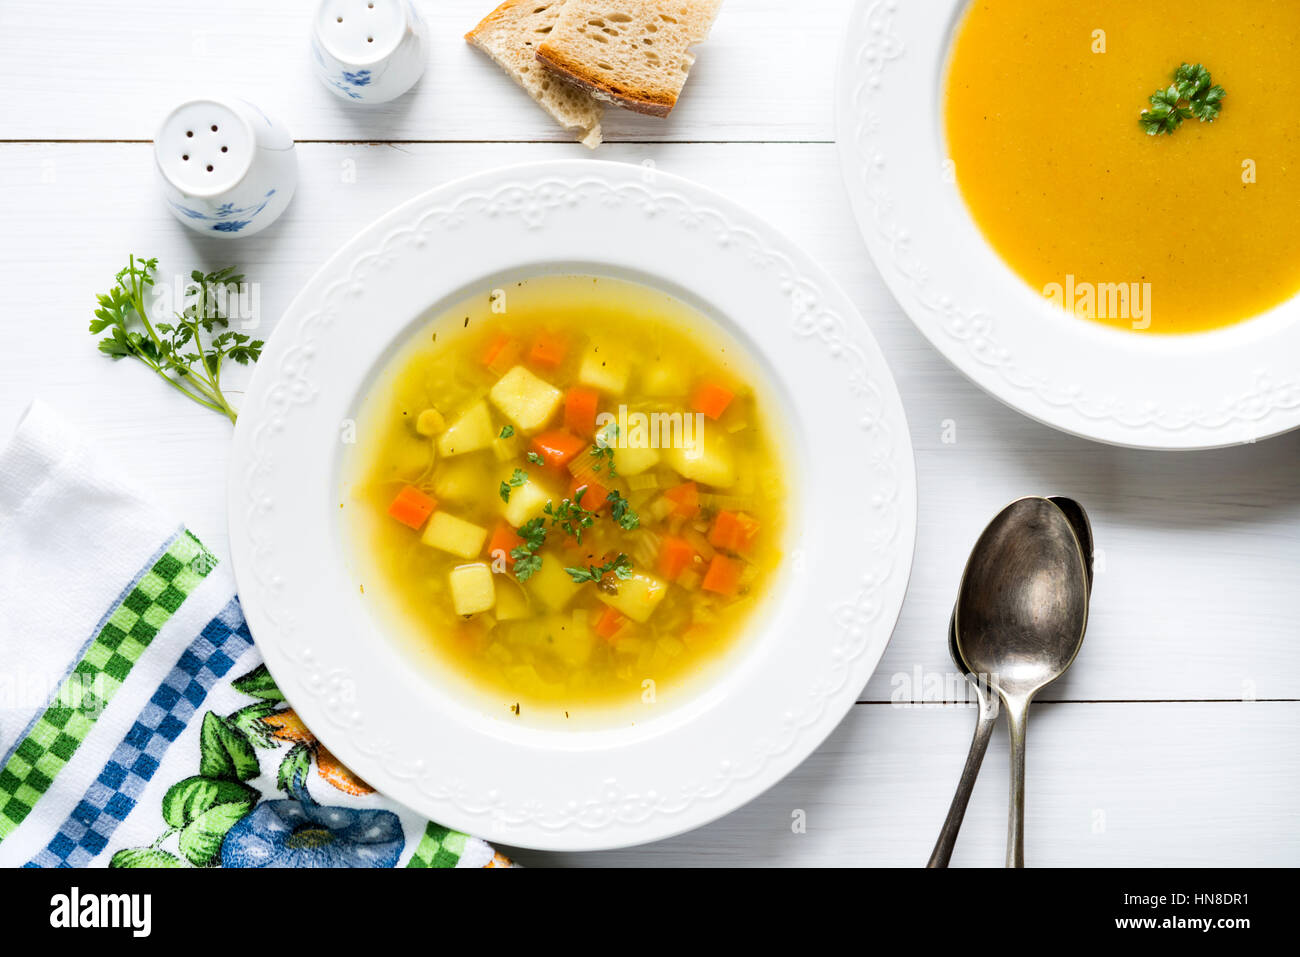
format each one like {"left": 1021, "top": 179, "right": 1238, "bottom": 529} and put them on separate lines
{"left": 433, "top": 457, "right": 485, "bottom": 502}
{"left": 502, "top": 475, "right": 554, "bottom": 527}
{"left": 492, "top": 433, "right": 521, "bottom": 462}
{"left": 437, "top": 401, "right": 495, "bottom": 457}
{"left": 386, "top": 435, "right": 434, "bottom": 479}
{"left": 422, "top": 512, "right": 487, "bottom": 558}
{"left": 495, "top": 580, "right": 531, "bottom": 621}
{"left": 415, "top": 408, "right": 446, "bottom": 436}
{"left": 664, "top": 436, "right": 736, "bottom": 488}
{"left": 597, "top": 571, "right": 668, "bottom": 623}
{"left": 642, "top": 357, "right": 690, "bottom": 396}
{"left": 449, "top": 563, "right": 495, "bottom": 616}
{"left": 489, "top": 366, "right": 563, "bottom": 433}
{"left": 657, "top": 636, "right": 686, "bottom": 658}
{"left": 505, "top": 664, "right": 544, "bottom": 693}
{"left": 547, "top": 612, "right": 594, "bottom": 667}
{"left": 526, "top": 556, "right": 584, "bottom": 612}
{"left": 614, "top": 444, "right": 660, "bottom": 477}
{"left": 578, "top": 342, "right": 632, "bottom": 394}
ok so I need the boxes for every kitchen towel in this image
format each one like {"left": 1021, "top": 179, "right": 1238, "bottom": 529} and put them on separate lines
{"left": 0, "top": 400, "right": 509, "bottom": 868}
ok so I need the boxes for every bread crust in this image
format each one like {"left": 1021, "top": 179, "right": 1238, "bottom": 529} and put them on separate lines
{"left": 465, "top": 0, "right": 605, "bottom": 147}
{"left": 534, "top": 45, "right": 675, "bottom": 117}
{"left": 463, "top": 0, "right": 520, "bottom": 44}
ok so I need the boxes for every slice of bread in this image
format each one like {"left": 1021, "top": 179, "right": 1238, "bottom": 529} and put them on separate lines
{"left": 466, "top": 1, "right": 604, "bottom": 148}
{"left": 535, "top": 1, "right": 723, "bottom": 117}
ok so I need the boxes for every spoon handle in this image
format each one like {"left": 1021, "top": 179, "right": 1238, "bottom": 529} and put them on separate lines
{"left": 927, "top": 685, "right": 998, "bottom": 868}
{"left": 1006, "top": 698, "right": 1030, "bottom": 867}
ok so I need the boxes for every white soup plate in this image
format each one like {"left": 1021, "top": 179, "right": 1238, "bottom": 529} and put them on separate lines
{"left": 228, "top": 160, "right": 916, "bottom": 850}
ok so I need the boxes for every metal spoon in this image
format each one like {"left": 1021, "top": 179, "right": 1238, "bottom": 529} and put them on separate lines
{"left": 954, "top": 497, "right": 1090, "bottom": 868}
{"left": 926, "top": 610, "right": 998, "bottom": 868}
{"left": 926, "top": 496, "right": 1093, "bottom": 868}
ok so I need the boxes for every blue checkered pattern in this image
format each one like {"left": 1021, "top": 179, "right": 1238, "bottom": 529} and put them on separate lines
{"left": 25, "top": 598, "right": 254, "bottom": 868}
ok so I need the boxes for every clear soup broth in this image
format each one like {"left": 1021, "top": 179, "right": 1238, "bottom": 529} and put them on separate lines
{"left": 343, "top": 275, "right": 790, "bottom": 726}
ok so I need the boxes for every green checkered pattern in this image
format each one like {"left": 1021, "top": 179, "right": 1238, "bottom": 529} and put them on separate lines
{"left": 406, "top": 823, "right": 468, "bottom": 868}
{"left": 0, "top": 531, "right": 215, "bottom": 842}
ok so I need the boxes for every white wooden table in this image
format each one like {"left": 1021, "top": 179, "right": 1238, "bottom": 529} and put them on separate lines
{"left": 1, "top": 0, "right": 1296, "bottom": 867}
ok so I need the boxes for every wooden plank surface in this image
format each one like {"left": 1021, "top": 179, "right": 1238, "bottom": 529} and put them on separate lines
{"left": 508, "top": 701, "right": 1300, "bottom": 867}
{"left": 0, "top": 0, "right": 839, "bottom": 143}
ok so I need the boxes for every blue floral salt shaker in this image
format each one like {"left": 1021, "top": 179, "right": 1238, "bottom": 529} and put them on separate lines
{"left": 154, "top": 96, "right": 298, "bottom": 238}
{"left": 310, "top": 0, "right": 428, "bottom": 103}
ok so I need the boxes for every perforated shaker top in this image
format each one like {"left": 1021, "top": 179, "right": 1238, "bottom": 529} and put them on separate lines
{"left": 154, "top": 100, "right": 255, "bottom": 198}
{"left": 315, "top": 0, "right": 407, "bottom": 64}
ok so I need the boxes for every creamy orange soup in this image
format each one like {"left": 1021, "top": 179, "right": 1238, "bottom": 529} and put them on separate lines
{"left": 945, "top": 0, "right": 1300, "bottom": 333}
{"left": 343, "top": 275, "right": 789, "bottom": 725}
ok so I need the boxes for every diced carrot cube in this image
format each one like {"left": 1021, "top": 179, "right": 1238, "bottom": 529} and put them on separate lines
{"left": 594, "top": 606, "right": 628, "bottom": 641}
{"left": 480, "top": 334, "right": 521, "bottom": 376}
{"left": 480, "top": 333, "right": 510, "bottom": 366}
{"left": 531, "top": 429, "right": 587, "bottom": 469}
{"left": 657, "top": 536, "right": 696, "bottom": 580}
{"left": 709, "top": 511, "right": 741, "bottom": 549}
{"left": 663, "top": 481, "right": 700, "bottom": 519}
{"left": 709, "top": 510, "right": 760, "bottom": 554}
{"left": 569, "top": 477, "right": 609, "bottom": 512}
{"left": 701, "top": 554, "right": 743, "bottom": 596}
{"left": 692, "top": 382, "right": 735, "bottom": 420}
{"left": 563, "top": 387, "right": 600, "bottom": 437}
{"left": 387, "top": 486, "right": 436, "bottom": 529}
{"left": 528, "top": 331, "right": 568, "bottom": 369}
{"left": 487, "top": 521, "right": 524, "bottom": 566}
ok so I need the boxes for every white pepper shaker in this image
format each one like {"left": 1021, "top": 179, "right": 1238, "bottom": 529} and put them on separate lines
{"left": 311, "top": 0, "right": 428, "bottom": 104}
{"left": 154, "top": 96, "right": 297, "bottom": 238}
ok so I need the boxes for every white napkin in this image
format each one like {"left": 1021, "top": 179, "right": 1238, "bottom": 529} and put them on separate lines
{"left": 0, "top": 401, "right": 506, "bottom": 868}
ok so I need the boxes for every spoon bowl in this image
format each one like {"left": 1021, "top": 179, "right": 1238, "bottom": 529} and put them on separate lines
{"left": 1048, "top": 495, "right": 1094, "bottom": 595}
{"left": 955, "top": 498, "right": 1089, "bottom": 698}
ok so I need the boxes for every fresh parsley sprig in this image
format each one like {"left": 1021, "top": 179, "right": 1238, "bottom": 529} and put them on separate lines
{"left": 606, "top": 490, "right": 640, "bottom": 531}
{"left": 545, "top": 488, "right": 598, "bottom": 543}
{"left": 90, "top": 255, "right": 262, "bottom": 423}
{"left": 510, "top": 517, "right": 548, "bottom": 582}
{"left": 1140, "top": 63, "right": 1225, "bottom": 136}
{"left": 589, "top": 426, "right": 619, "bottom": 477}
{"left": 565, "top": 553, "right": 633, "bottom": 585}
{"left": 499, "top": 468, "right": 528, "bottom": 503}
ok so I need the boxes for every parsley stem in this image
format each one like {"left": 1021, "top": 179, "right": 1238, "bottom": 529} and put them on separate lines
{"left": 127, "top": 255, "right": 168, "bottom": 358}
{"left": 92, "top": 255, "right": 259, "bottom": 425}
{"left": 135, "top": 351, "right": 234, "bottom": 420}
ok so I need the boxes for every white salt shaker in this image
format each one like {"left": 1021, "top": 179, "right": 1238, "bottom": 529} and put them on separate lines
{"left": 154, "top": 96, "right": 297, "bottom": 238}
{"left": 310, "top": 0, "right": 428, "bottom": 104}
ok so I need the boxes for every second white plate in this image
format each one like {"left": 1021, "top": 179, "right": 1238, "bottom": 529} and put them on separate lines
{"left": 836, "top": 0, "right": 1300, "bottom": 450}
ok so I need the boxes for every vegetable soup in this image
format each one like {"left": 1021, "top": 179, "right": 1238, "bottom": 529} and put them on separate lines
{"left": 944, "top": 0, "right": 1300, "bottom": 333}
{"left": 343, "top": 275, "right": 790, "bottom": 723}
